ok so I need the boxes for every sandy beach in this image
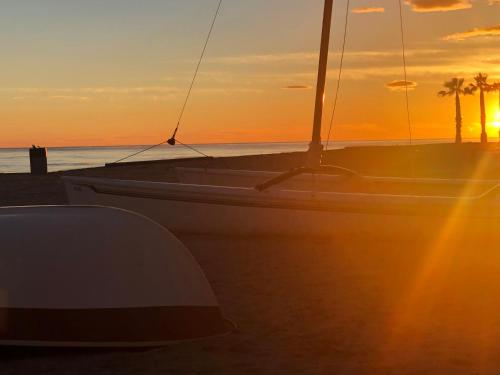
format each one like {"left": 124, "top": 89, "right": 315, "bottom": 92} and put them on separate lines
{"left": 3, "top": 143, "right": 500, "bottom": 374}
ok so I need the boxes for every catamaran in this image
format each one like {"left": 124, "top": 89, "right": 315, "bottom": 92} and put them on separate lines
{"left": 64, "top": 0, "right": 500, "bottom": 238}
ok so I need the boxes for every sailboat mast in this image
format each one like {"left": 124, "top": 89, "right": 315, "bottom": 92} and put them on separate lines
{"left": 308, "top": 0, "right": 334, "bottom": 167}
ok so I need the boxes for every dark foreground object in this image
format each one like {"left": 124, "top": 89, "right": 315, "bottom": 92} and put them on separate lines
{"left": 29, "top": 146, "right": 48, "bottom": 175}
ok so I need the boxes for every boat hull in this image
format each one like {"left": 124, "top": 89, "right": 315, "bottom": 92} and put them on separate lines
{"left": 0, "top": 206, "right": 232, "bottom": 347}
{"left": 0, "top": 307, "right": 229, "bottom": 347}
{"left": 64, "top": 176, "right": 500, "bottom": 239}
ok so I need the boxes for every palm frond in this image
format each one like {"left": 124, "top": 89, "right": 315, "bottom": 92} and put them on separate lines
{"left": 444, "top": 80, "right": 456, "bottom": 91}
{"left": 473, "top": 73, "right": 489, "bottom": 88}
{"left": 464, "top": 85, "right": 476, "bottom": 95}
{"left": 485, "top": 82, "right": 498, "bottom": 93}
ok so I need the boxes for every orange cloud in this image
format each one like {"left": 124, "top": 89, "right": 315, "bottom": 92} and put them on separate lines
{"left": 352, "top": 7, "right": 385, "bottom": 13}
{"left": 490, "top": 0, "right": 500, "bottom": 4}
{"left": 443, "top": 25, "right": 500, "bottom": 41}
{"left": 405, "top": 0, "right": 471, "bottom": 12}
{"left": 386, "top": 80, "right": 418, "bottom": 91}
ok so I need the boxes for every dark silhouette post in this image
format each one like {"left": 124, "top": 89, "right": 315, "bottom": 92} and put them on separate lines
{"left": 308, "top": 0, "right": 333, "bottom": 168}
{"left": 29, "top": 146, "right": 48, "bottom": 175}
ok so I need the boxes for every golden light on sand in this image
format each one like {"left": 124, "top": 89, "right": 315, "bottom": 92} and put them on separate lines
{"left": 380, "top": 152, "right": 496, "bottom": 367}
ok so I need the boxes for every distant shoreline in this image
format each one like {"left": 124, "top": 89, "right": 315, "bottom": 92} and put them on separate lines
{"left": 2, "top": 140, "right": 500, "bottom": 175}
{"left": 0, "top": 138, "right": 476, "bottom": 174}
{"left": 0, "top": 137, "right": 462, "bottom": 151}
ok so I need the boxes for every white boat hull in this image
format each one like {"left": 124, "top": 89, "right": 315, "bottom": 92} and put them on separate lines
{"left": 64, "top": 175, "right": 500, "bottom": 239}
{"left": 0, "top": 206, "right": 232, "bottom": 347}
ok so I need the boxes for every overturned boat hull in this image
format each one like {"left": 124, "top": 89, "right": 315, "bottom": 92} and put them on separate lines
{"left": 0, "top": 307, "right": 229, "bottom": 347}
{"left": 0, "top": 206, "right": 232, "bottom": 347}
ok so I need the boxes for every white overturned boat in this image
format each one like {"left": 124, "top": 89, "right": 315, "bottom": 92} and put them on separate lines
{"left": 0, "top": 206, "right": 232, "bottom": 347}
{"left": 64, "top": 170, "right": 500, "bottom": 238}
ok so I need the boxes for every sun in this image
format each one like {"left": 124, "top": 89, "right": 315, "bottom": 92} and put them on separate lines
{"left": 495, "top": 109, "right": 500, "bottom": 129}
{"left": 489, "top": 108, "right": 500, "bottom": 130}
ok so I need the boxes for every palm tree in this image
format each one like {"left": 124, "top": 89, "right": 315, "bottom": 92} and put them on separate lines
{"left": 468, "top": 73, "right": 492, "bottom": 144}
{"left": 438, "top": 78, "right": 472, "bottom": 144}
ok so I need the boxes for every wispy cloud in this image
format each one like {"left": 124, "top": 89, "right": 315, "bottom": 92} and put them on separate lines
{"left": 443, "top": 25, "right": 500, "bottom": 41}
{"left": 238, "top": 47, "right": 499, "bottom": 82}
{"left": 3, "top": 47, "right": 500, "bottom": 103}
{"left": 6, "top": 86, "right": 180, "bottom": 95}
{"left": 352, "top": 7, "right": 385, "bottom": 13}
{"left": 386, "top": 80, "right": 418, "bottom": 91}
{"left": 197, "top": 46, "right": 500, "bottom": 89}
{"left": 485, "top": 58, "right": 500, "bottom": 65}
{"left": 209, "top": 49, "right": 443, "bottom": 66}
{"left": 49, "top": 96, "right": 90, "bottom": 101}
{"left": 489, "top": 0, "right": 500, "bottom": 4}
{"left": 80, "top": 87, "right": 180, "bottom": 94}
{"left": 2, "top": 86, "right": 181, "bottom": 102}
{"left": 405, "top": 0, "right": 472, "bottom": 12}
{"left": 2, "top": 85, "right": 261, "bottom": 102}
{"left": 210, "top": 52, "right": 318, "bottom": 65}
{"left": 282, "top": 85, "right": 311, "bottom": 90}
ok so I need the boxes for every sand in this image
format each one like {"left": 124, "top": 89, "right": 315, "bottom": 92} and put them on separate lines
{"left": 3, "top": 143, "right": 500, "bottom": 374}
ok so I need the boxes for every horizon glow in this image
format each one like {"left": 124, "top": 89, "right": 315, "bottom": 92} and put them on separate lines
{"left": 0, "top": 0, "right": 499, "bottom": 147}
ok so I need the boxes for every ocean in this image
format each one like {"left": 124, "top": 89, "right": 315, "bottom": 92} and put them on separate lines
{"left": 0, "top": 139, "right": 452, "bottom": 174}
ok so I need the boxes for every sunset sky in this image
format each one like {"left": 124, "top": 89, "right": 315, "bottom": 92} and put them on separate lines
{"left": 0, "top": 0, "right": 499, "bottom": 147}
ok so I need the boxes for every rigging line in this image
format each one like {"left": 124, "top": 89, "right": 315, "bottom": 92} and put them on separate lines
{"left": 175, "top": 139, "right": 212, "bottom": 159}
{"left": 111, "top": 141, "right": 167, "bottom": 164}
{"left": 169, "top": 0, "right": 223, "bottom": 141}
{"left": 324, "top": 0, "right": 351, "bottom": 152}
{"left": 109, "top": 0, "right": 223, "bottom": 165}
{"left": 397, "top": 0, "right": 413, "bottom": 145}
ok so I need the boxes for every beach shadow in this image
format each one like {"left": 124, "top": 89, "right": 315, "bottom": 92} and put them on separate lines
{"left": 0, "top": 346, "right": 157, "bottom": 361}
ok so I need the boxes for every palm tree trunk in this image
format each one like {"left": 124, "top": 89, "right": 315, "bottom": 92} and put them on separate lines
{"left": 480, "top": 89, "right": 487, "bottom": 144}
{"left": 455, "top": 92, "right": 462, "bottom": 144}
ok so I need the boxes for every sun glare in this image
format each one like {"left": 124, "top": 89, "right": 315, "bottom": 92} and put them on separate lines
{"left": 487, "top": 108, "right": 500, "bottom": 130}
{"left": 494, "top": 109, "right": 500, "bottom": 129}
